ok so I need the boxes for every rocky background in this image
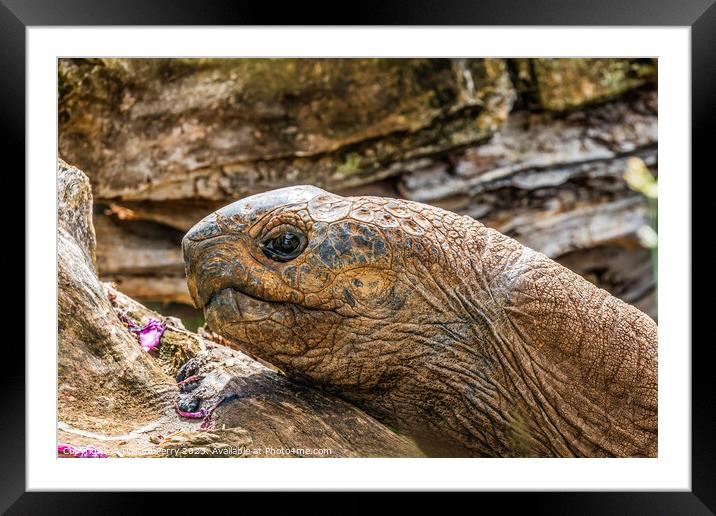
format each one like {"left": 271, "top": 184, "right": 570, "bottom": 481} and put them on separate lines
{"left": 59, "top": 58, "right": 658, "bottom": 324}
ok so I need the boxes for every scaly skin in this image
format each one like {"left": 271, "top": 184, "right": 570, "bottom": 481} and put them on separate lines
{"left": 183, "top": 185, "right": 657, "bottom": 457}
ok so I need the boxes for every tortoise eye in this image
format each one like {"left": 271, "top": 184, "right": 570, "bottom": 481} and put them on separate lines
{"left": 260, "top": 229, "right": 306, "bottom": 262}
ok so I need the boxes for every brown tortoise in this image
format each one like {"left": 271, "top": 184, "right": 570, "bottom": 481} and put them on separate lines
{"left": 182, "top": 185, "right": 657, "bottom": 457}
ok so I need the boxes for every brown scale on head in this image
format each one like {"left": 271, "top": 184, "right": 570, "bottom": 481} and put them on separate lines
{"left": 183, "top": 185, "right": 658, "bottom": 458}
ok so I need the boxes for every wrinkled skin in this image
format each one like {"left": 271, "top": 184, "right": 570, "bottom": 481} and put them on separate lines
{"left": 183, "top": 186, "right": 657, "bottom": 457}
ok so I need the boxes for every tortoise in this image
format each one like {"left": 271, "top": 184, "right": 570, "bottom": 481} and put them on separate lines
{"left": 182, "top": 185, "right": 657, "bottom": 457}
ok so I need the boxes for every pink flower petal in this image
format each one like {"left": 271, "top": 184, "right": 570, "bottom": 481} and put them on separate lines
{"left": 174, "top": 401, "right": 208, "bottom": 420}
{"left": 173, "top": 396, "right": 228, "bottom": 430}
{"left": 130, "top": 318, "right": 166, "bottom": 351}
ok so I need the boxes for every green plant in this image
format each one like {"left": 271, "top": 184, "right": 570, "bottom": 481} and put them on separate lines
{"left": 624, "top": 157, "right": 658, "bottom": 287}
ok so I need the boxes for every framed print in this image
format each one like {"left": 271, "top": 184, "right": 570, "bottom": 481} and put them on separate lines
{"left": 7, "top": 0, "right": 713, "bottom": 511}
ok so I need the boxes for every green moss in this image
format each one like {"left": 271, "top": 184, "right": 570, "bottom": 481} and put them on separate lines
{"left": 532, "top": 58, "right": 656, "bottom": 111}
{"left": 336, "top": 152, "right": 363, "bottom": 176}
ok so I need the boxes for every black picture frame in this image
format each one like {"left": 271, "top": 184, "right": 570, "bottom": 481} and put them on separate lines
{"left": 6, "top": 0, "right": 712, "bottom": 512}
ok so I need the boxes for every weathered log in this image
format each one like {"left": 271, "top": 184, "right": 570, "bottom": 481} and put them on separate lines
{"left": 93, "top": 211, "right": 192, "bottom": 304}
{"left": 58, "top": 159, "right": 423, "bottom": 458}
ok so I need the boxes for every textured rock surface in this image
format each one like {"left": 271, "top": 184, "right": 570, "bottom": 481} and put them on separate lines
{"left": 60, "top": 58, "right": 514, "bottom": 200}
{"left": 59, "top": 58, "right": 657, "bottom": 318}
{"left": 531, "top": 58, "right": 656, "bottom": 111}
{"left": 397, "top": 91, "right": 657, "bottom": 258}
{"left": 57, "top": 160, "right": 423, "bottom": 458}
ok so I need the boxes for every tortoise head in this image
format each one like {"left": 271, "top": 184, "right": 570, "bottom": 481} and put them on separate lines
{"left": 182, "top": 185, "right": 471, "bottom": 391}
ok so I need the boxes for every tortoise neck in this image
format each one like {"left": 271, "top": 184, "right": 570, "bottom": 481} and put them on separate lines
{"left": 379, "top": 220, "right": 658, "bottom": 457}
{"left": 463, "top": 226, "right": 658, "bottom": 456}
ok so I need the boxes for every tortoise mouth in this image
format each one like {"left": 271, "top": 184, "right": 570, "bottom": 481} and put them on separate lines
{"left": 205, "top": 287, "right": 278, "bottom": 323}
{"left": 203, "top": 288, "right": 286, "bottom": 369}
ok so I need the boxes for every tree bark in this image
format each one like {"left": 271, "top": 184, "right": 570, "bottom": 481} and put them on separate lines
{"left": 57, "top": 159, "right": 423, "bottom": 458}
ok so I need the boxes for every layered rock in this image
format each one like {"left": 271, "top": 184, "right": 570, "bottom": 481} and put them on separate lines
{"left": 59, "top": 58, "right": 657, "bottom": 319}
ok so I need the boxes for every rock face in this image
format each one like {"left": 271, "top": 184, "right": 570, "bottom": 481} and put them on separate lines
{"left": 530, "top": 58, "right": 656, "bottom": 111}
{"left": 59, "top": 58, "right": 657, "bottom": 319}
{"left": 60, "top": 58, "right": 514, "bottom": 200}
{"left": 57, "top": 159, "right": 424, "bottom": 458}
